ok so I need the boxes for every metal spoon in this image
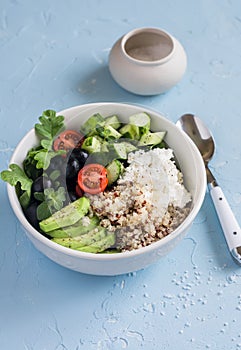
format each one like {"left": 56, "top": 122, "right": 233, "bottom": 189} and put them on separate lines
{"left": 176, "top": 113, "right": 241, "bottom": 265}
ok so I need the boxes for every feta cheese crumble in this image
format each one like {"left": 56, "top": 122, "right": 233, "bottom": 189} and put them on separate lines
{"left": 86, "top": 148, "right": 192, "bottom": 251}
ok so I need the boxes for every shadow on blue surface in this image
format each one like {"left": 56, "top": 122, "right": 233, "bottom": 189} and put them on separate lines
{"left": 75, "top": 65, "right": 168, "bottom": 105}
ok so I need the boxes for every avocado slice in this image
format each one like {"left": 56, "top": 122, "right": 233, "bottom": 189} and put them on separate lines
{"left": 47, "top": 215, "right": 100, "bottom": 238}
{"left": 52, "top": 229, "right": 116, "bottom": 254}
{"left": 39, "top": 197, "right": 90, "bottom": 233}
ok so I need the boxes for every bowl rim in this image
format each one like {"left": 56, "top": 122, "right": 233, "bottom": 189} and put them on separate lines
{"left": 7, "top": 102, "right": 206, "bottom": 261}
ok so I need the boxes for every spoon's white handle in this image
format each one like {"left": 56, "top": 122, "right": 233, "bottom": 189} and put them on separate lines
{"left": 209, "top": 185, "right": 241, "bottom": 251}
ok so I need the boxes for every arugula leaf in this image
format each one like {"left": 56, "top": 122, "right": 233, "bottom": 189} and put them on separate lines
{"left": 35, "top": 110, "right": 65, "bottom": 141}
{"left": 33, "top": 149, "right": 58, "bottom": 170}
{"left": 1, "top": 164, "right": 33, "bottom": 194}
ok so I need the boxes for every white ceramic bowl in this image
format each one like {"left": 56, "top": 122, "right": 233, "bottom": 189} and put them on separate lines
{"left": 7, "top": 103, "right": 206, "bottom": 275}
{"left": 109, "top": 27, "right": 187, "bottom": 95}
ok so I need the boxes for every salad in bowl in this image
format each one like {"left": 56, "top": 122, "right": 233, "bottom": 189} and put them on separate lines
{"left": 1, "top": 103, "right": 206, "bottom": 275}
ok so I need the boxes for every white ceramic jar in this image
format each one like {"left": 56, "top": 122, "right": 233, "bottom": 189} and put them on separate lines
{"left": 108, "top": 27, "right": 187, "bottom": 96}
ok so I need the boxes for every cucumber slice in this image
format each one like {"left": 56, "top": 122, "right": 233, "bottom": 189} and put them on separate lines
{"left": 120, "top": 141, "right": 138, "bottom": 154}
{"left": 139, "top": 131, "right": 166, "bottom": 146}
{"left": 80, "top": 113, "right": 105, "bottom": 135}
{"left": 101, "top": 141, "right": 109, "bottom": 152}
{"left": 129, "top": 112, "right": 151, "bottom": 128}
{"left": 119, "top": 124, "right": 140, "bottom": 140}
{"left": 97, "top": 125, "right": 122, "bottom": 140}
{"left": 106, "top": 159, "right": 124, "bottom": 186}
{"left": 81, "top": 136, "right": 102, "bottom": 153}
{"left": 104, "top": 115, "right": 121, "bottom": 129}
{"left": 129, "top": 112, "right": 151, "bottom": 137}
{"left": 108, "top": 143, "right": 127, "bottom": 160}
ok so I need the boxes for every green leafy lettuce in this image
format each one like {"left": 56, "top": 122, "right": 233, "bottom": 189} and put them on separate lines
{"left": 0, "top": 109, "right": 66, "bottom": 209}
{"left": 1, "top": 164, "right": 33, "bottom": 208}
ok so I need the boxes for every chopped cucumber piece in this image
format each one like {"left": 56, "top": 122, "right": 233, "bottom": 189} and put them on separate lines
{"left": 97, "top": 125, "right": 122, "bottom": 140}
{"left": 129, "top": 112, "right": 151, "bottom": 137}
{"left": 120, "top": 141, "right": 138, "bottom": 154}
{"left": 108, "top": 143, "right": 127, "bottom": 160}
{"left": 86, "top": 141, "right": 137, "bottom": 168}
{"left": 119, "top": 124, "right": 140, "bottom": 140}
{"left": 104, "top": 115, "right": 121, "bottom": 129}
{"left": 80, "top": 113, "right": 105, "bottom": 135}
{"left": 106, "top": 159, "right": 124, "bottom": 186}
{"left": 81, "top": 136, "right": 102, "bottom": 153}
{"left": 101, "top": 141, "right": 109, "bottom": 152}
{"left": 129, "top": 112, "right": 150, "bottom": 127}
{"left": 139, "top": 131, "right": 166, "bottom": 146}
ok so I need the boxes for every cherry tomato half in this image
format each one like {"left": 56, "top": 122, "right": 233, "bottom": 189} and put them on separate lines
{"left": 75, "top": 183, "right": 84, "bottom": 198}
{"left": 77, "top": 164, "right": 108, "bottom": 194}
{"left": 53, "top": 130, "right": 84, "bottom": 153}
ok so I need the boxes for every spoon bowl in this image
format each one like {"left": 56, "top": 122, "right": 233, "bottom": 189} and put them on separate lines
{"left": 177, "top": 113, "right": 241, "bottom": 265}
{"left": 176, "top": 113, "right": 215, "bottom": 164}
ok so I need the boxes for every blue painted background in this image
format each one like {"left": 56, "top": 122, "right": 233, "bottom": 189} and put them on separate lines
{"left": 1, "top": 0, "right": 241, "bottom": 349}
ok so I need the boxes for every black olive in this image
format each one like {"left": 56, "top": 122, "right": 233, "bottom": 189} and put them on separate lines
{"left": 65, "top": 149, "right": 88, "bottom": 181}
{"left": 68, "top": 191, "right": 78, "bottom": 202}
{"left": 66, "top": 177, "right": 76, "bottom": 191}
{"left": 32, "top": 176, "right": 52, "bottom": 193}
{"left": 23, "top": 201, "right": 40, "bottom": 230}
{"left": 66, "top": 159, "right": 82, "bottom": 179}
{"left": 69, "top": 149, "right": 88, "bottom": 168}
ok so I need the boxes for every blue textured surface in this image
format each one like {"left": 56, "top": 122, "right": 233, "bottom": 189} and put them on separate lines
{"left": 1, "top": 0, "right": 241, "bottom": 349}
